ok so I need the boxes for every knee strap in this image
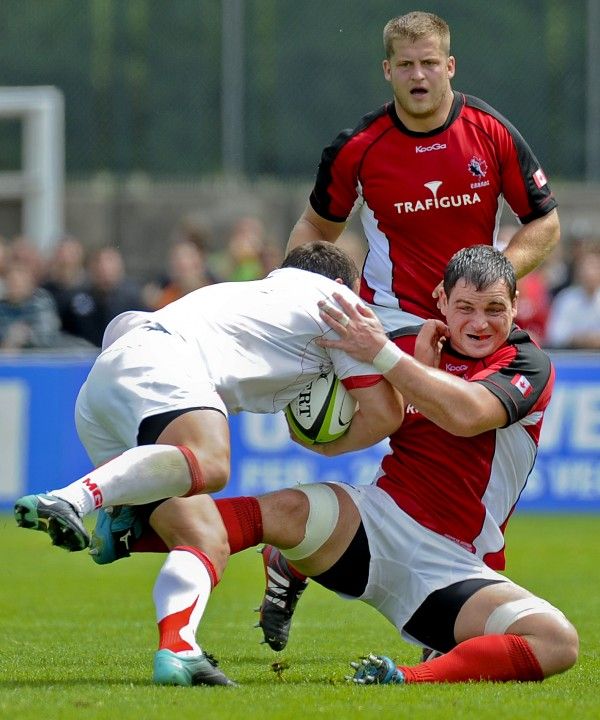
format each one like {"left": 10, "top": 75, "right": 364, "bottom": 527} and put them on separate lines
{"left": 484, "top": 597, "right": 568, "bottom": 635}
{"left": 281, "top": 483, "right": 339, "bottom": 561}
{"left": 178, "top": 446, "right": 206, "bottom": 496}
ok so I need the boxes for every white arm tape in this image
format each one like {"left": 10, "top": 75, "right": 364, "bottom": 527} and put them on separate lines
{"left": 372, "top": 340, "right": 404, "bottom": 374}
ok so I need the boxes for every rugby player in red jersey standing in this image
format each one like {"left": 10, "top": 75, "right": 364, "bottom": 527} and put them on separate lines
{"left": 286, "top": 10, "right": 559, "bottom": 331}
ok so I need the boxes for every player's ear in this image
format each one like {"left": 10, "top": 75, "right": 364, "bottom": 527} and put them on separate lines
{"left": 438, "top": 287, "right": 449, "bottom": 316}
{"left": 382, "top": 58, "right": 391, "bottom": 81}
{"left": 447, "top": 55, "right": 456, "bottom": 80}
{"left": 512, "top": 290, "right": 519, "bottom": 317}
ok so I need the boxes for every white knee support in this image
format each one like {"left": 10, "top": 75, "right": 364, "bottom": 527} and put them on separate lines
{"left": 280, "top": 483, "right": 340, "bottom": 561}
{"left": 484, "top": 597, "right": 568, "bottom": 635}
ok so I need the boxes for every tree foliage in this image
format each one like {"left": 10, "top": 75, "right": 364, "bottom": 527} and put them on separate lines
{"left": 0, "top": 0, "right": 587, "bottom": 180}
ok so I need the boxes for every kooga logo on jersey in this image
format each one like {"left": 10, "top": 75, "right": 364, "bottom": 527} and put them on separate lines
{"left": 415, "top": 142, "right": 447, "bottom": 153}
{"left": 394, "top": 181, "right": 481, "bottom": 214}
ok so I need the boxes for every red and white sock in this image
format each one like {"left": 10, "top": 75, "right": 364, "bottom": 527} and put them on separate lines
{"left": 399, "top": 635, "right": 544, "bottom": 683}
{"left": 129, "top": 496, "right": 264, "bottom": 555}
{"left": 153, "top": 546, "right": 218, "bottom": 657}
{"left": 51, "top": 445, "right": 204, "bottom": 515}
{"left": 210, "top": 500, "right": 307, "bottom": 581}
{"left": 214, "top": 497, "right": 264, "bottom": 553}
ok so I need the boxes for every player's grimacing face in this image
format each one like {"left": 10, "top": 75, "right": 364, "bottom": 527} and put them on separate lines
{"left": 383, "top": 35, "right": 455, "bottom": 128}
{"left": 440, "top": 279, "right": 517, "bottom": 359}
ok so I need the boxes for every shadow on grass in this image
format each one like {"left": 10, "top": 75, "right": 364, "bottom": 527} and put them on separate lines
{"left": 0, "top": 678, "right": 243, "bottom": 688}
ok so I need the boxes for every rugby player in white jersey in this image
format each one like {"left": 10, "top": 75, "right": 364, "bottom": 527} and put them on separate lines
{"left": 14, "top": 241, "right": 404, "bottom": 686}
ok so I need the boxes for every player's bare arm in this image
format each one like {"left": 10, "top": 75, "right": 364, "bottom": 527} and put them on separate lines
{"left": 286, "top": 204, "right": 346, "bottom": 253}
{"left": 503, "top": 208, "right": 560, "bottom": 279}
{"left": 318, "top": 292, "right": 508, "bottom": 437}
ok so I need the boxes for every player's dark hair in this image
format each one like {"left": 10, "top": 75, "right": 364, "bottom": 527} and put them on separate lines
{"left": 281, "top": 241, "right": 359, "bottom": 289}
{"left": 444, "top": 245, "right": 517, "bottom": 299}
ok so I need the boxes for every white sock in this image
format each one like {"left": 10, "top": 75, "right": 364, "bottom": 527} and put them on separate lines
{"left": 51, "top": 445, "right": 196, "bottom": 515}
{"left": 153, "top": 547, "right": 214, "bottom": 657}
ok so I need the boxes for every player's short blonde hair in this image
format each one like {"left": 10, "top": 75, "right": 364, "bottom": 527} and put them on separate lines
{"left": 383, "top": 11, "right": 450, "bottom": 58}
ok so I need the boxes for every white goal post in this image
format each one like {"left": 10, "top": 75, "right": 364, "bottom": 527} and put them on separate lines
{"left": 0, "top": 86, "right": 65, "bottom": 255}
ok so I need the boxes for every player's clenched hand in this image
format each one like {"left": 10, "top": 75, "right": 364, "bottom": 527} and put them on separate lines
{"left": 316, "top": 292, "right": 388, "bottom": 363}
{"left": 414, "top": 319, "right": 449, "bottom": 368}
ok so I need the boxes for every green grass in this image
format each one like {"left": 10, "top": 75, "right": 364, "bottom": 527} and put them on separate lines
{"left": 0, "top": 513, "right": 598, "bottom": 720}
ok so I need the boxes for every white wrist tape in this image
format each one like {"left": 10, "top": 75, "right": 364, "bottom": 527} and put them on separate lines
{"left": 372, "top": 341, "right": 404, "bottom": 374}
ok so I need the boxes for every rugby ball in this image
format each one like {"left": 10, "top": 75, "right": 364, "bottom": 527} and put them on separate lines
{"left": 284, "top": 370, "right": 357, "bottom": 444}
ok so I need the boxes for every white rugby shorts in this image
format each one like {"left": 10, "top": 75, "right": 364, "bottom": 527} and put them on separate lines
{"left": 335, "top": 482, "right": 511, "bottom": 646}
{"left": 75, "top": 324, "right": 226, "bottom": 466}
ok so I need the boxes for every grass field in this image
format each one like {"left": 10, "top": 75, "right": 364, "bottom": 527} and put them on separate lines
{"left": 0, "top": 512, "right": 598, "bottom": 720}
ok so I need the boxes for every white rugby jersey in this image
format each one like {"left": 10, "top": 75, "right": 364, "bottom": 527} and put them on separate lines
{"left": 107, "top": 268, "right": 381, "bottom": 415}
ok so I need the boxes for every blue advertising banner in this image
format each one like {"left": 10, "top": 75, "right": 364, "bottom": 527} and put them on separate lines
{"left": 520, "top": 354, "right": 600, "bottom": 511}
{"left": 0, "top": 354, "right": 93, "bottom": 505}
{"left": 0, "top": 352, "right": 598, "bottom": 511}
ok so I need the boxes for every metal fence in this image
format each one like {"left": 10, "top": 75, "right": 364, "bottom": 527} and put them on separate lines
{"left": 0, "top": 0, "right": 596, "bottom": 182}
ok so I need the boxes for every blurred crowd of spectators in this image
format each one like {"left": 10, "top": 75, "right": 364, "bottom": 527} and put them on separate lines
{"left": 501, "top": 226, "right": 600, "bottom": 350}
{"left": 0, "top": 215, "right": 285, "bottom": 352}
{"left": 0, "top": 217, "right": 598, "bottom": 352}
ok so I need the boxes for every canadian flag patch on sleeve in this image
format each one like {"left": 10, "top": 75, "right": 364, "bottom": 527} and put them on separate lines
{"left": 511, "top": 374, "right": 533, "bottom": 397}
{"left": 533, "top": 168, "right": 547, "bottom": 188}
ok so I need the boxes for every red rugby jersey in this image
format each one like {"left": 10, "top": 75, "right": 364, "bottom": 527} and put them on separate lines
{"left": 376, "top": 325, "right": 554, "bottom": 570}
{"left": 310, "top": 92, "right": 557, "bottom": 320}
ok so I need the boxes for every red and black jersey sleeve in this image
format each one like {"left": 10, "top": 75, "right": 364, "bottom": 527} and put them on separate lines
{"left": 309, "top": 104, "right": 393, "bottom": 222}
{"left": 463, "top": 95, "right": 557, "bottom": 223}
{"left": 471, "top": 327, "right": 555, "bottom": 425}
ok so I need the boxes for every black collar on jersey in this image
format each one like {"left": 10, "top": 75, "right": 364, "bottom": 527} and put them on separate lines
{"left": 387, "top": 90, "right": 463, "bottom": 138}
{"left": 387, "top": 325, "right": 422, "bottom": 341}
{"left": 387, "top": 323, "right": 529, "bottom": 361}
